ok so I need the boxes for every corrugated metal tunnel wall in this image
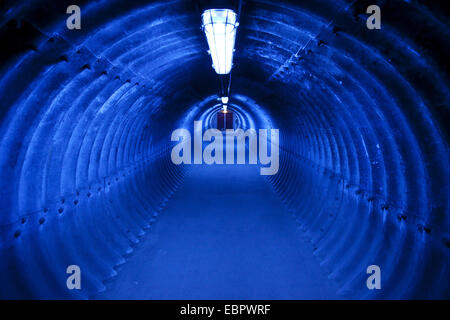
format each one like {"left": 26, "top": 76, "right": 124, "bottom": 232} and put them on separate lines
{"left": 0, "top": 0, "right": 448, "bottom": 299}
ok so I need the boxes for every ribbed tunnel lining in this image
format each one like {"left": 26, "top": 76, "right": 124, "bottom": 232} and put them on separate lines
{"left": 0, "top": 0, "right": 448, "bottom": 299}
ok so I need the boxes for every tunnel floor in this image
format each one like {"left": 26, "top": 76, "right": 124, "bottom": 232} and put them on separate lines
{"left": 94, "top": 163, "right": 341, "bottom": 299}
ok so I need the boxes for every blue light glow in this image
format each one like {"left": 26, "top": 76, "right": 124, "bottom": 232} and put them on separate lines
{"left": 202, "top": 9, "right": 238, "bottom": 75}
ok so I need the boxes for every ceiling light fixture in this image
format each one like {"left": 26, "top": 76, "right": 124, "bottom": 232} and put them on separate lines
{"left": 201, "top": 9, "right": 239, "bottom": 75}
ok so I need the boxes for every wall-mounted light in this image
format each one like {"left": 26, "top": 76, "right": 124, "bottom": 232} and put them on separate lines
{"left": 201, "top": 9, "right": 238, "bottom": 75}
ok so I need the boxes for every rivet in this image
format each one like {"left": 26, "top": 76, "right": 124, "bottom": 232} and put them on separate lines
{"left": 58, "top": 55, "right": 69, "bottom": 62}
{"left": 332, "top": 26, "right": 341, "bottom": 35}
{"left": 417, "top": 224, "right": 430, "bottom": 234}
{"left": 443, "top": 239, "right": 450, "bottom": 248}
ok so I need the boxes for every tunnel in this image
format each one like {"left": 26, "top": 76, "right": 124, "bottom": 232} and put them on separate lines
{"left": 0, "top": 0, "right": 449, "bottom": 300}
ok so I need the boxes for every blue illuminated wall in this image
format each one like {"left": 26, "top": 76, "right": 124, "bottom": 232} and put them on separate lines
{"left": 0, "top": 0, "right": 448, "bottom": 299}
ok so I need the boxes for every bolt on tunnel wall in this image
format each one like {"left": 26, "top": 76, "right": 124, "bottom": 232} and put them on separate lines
{"left": 0, "top": 0, "right": 448, "bottom": 299}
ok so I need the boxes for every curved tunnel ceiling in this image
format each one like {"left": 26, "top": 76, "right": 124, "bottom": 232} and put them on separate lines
{"left": 0, "top": 0, "right": 449, "bottom": 299}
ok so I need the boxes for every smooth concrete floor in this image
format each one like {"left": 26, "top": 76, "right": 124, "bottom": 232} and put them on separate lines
{"left": 95, "top": 164, "right": 340, "bottom": 299}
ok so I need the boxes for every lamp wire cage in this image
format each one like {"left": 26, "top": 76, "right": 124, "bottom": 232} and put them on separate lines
{"left": 201, "top": 9, "right": 239, "bottom": 75}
